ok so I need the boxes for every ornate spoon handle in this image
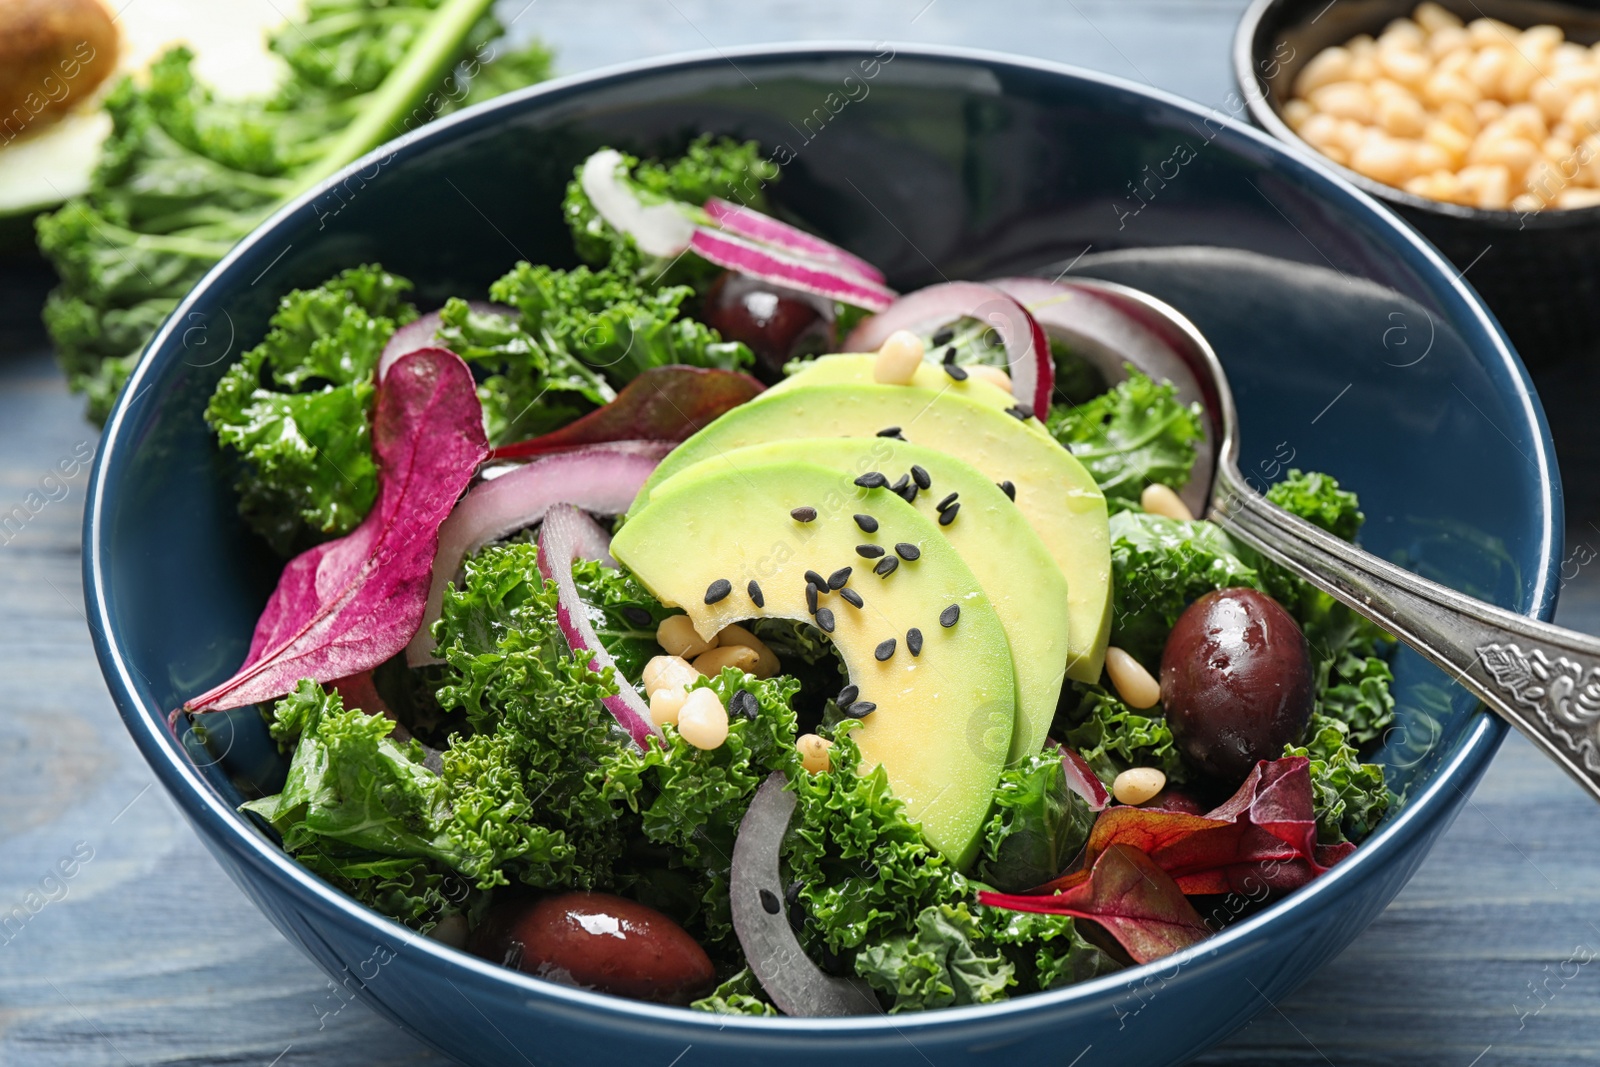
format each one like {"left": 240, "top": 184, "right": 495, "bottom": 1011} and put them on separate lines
{"left": 1211, "top": 464, "right": 1600, "bottom": 803}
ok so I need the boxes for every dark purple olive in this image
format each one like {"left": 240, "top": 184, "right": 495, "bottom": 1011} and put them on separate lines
{"left": 703, "top": 271, "right": 824, "bottom": 375}
{"left": 1160, "top": 587, "right": 1314, "bottom": 786}
{"left": 470, "top": 890, "right": 714, "bottom": 1004}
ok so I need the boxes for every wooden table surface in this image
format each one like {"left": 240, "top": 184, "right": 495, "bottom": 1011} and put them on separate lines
{"left": 6, "top": 2, "right": 1600, "bottom": 1064}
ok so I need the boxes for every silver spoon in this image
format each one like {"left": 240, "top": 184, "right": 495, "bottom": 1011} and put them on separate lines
{"left": 1061, "top": 276, "right": 1600, "bottom": 803}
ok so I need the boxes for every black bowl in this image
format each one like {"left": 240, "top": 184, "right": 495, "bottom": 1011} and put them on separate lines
{"left": 1234, "top": 0, "right": 1600, "bottom": 370}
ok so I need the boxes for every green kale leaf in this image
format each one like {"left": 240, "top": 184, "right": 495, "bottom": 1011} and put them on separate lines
{"left": 568, "top": 560, "right": 677, "bottom": 684}
{"left": 975, "top": 751, "right": 1095, "bottom": 892}
{"left": 1286, "top": 714, "right": 1390, "bottom": 844}
{"left": 690, "top": 968, "right": 778, "bottom": 1016}
{"left": 204, "top": 265, "right": 414, "bottom": 554}
{"left": 1046, "top": 369, "right": 1204, "bottom": 508}
{"left": 1265, "top": 468, "right": 1364, "bottom": 542}
{"left": 975, "top": 906, "right": 1118, "bottom": 991}
{"left": 1057, "top": 685, "right": 1187, "bottom": 786}
{"left": 854, "top": 903, "right": 1014, "bottom": 1012}
{"left": 1107, "top": 510, "right": 1261, "bottom": 668}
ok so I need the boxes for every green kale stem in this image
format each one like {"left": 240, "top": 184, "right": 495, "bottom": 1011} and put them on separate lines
{"left": 280, "top": 0, "right": 496, "bottom": 204}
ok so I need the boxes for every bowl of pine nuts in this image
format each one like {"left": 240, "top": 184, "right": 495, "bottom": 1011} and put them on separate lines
{"left": 1235, "top": 0, "right": 1600, "bottom": 368}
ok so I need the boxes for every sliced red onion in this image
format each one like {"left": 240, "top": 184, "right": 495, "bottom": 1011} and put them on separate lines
{"left": 1059, "top": 745, "right": 1110, "bottom": 812}
{"left": 703, "top": 197, "right": 887, "bottom": 284}
{"left": 581, "top": 148, "right": 697, "bottom": 258}
{"left": 377, "top": 301, "right": 512, "bottom": 382}
{"left": 841, "top": 281, "right": 1053, "bottom": 417}
{"left": 989, "top": 276, "right": 1213, "bottom": 514}
{"left": 689, "top": 228, "right": 897, "bottom": 313}
{"left": 536, "top": 504, "right": 658, "bottom": 749}
{"left": 405, "top": 441, "right": 672, "bottom": 667}
{"left": 731, "top": 774, "right": 883, "bottom": 1017}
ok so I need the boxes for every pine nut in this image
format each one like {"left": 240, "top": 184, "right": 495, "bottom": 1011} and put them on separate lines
{"left": 657, "top": 614, "right": 718, "bottom": 658}
{"left": 873, "top": 330, "right": 925, "bottom": 385}
{"left": 1113, "top": 767, "right": 1167, "bottom": 806}
{"left": 715, "top": 623, "right": 780, "bottom": 678}
{"left": 1140, "top": 483, "right": 1194, "bottom": 522}
{"left": 964, "top": 363, "right": 1013, "bottom": 392}
{"left": 677, "top": 688, "right": 729, "bottom": 749}
{"left": 692, "top": 645, "right": 761, "bottom": 677}
{"left": 650, "top": 686, "right": 688, "bottom": 727}
{"left": 642, "top": 655, "right": 699, "bottom": 695}
{"left": 1105, "top": 646, "right": 1162, "bottom": 709}
{"left": 797, "top": 733, "right": 833, "bottom": 773}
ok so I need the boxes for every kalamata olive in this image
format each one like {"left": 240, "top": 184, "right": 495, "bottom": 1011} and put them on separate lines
{"left": 703, "top": 272, "right": 825, "bottom": 376}
{"left": 1159, "top": 587, "right": 1314, "bottom": 786}
{"left": 470, "top": 890, "right": 715, "bottom": 1004}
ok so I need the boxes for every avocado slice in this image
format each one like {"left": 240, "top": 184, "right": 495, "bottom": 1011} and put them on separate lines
{"left": 649, "top": 438, "right": 1066, "bottom": 764}
{"left": 767, "top": 353, "right": 1016, "bottom": 411}
{"left": 611, "top": 459, "right": 1015, "bottom": 868}
{"left": 631, "top": 383, "right": 1111, "bottom": 682}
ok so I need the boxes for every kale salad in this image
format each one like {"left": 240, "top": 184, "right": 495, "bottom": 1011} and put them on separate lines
{"left": 185, "top": 138, "right": 1394, "bottom": 1015}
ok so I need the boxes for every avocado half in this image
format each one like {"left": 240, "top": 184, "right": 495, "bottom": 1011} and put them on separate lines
{"left": 612, "top": 459, "right": 1015, "bottom": 869}
{"left": 631, "top": 381, "right": 1112, "bottom": 683}
{"left": 650, "top": 437, "right": 1068, "bottom": 765}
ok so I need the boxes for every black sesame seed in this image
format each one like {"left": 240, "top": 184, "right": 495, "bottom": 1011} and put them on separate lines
{"left": 791, "top": 506, "right": 817, "bottom": 522}
{"left": 856, "top": 543, "right": 885, "bottom": 559}
{"left": 910, "top": 465, "right": 931, "bottom": 490}
{"left": 621, "top": 606, "right": 653, "bottom": 627}
{"left": 748, "top": 580, "right": 765, "bottom": 607}
{"left": 874, "top": 556, "right": 899, "bottom": 577}
{"left": 875, "top": 638, "right": 896, "bottom": 661}
{"left": 855, "top": 471, "right": 888, "bottom": 489}
{"left": 944, "top": 363, "right": 969, "bottom": 381}
{"left": 838, "top": 684, "right": 860, "bottom": 706}
{"left": 815, "top": 607, "right": 836, "bottom": 633}
{"left": 890, "top": 473, "right": 911, "bottom": 493}
{"left": 936, "top": 492, "right": 958, "bottom": 512}
{"left": 760, "top": 888, "right": 781, "bottom": 915}
{"left": 840, "top": 588, "right": 864, "bottom": 608}
{"left": 932, "top": 327, "right": 954, "bottom": 346}
{"left": 876, "top": 426, "right": 903, "bottom": 438}
{"left": 897, "top": 482, "right": 919, "bottom": 504}
{"left": 940, "top": 604, "right": 960, "bottom": 627}
{"left": 785, "top": 879, "right": 804, "bottom": 907}
{"left": 907, "top": 628, "right": 923, "bottom": 656}
{"left": 705, "top": 579, "right": 732, "bottom": 604}
{"left": 844, "top": 700, "right": 877, "bottom": 719}
{"left": 806, "top": 582, "right": 820, "bottom": 615}
{"left": 998, "top": 480, "right": 1016, "bottom": 501}
{"left": 1006, "top": 403, "right": 1034, "bottom": 421}
{"left": 828, "top": 566, "right": 852, "bottom": 590}
{"left": 731, "top": 689, "right": 759, "bottom": 720}
{"left": 939, "top": 503, "right": 960, "bottom": 525}
{"left": 895, "top": 542, "right": 921, "bottom": 561}
{"left": 942, "top": 345, "right": 957, "bottom": 365}
{"left": 805, "top": 569, "right": 828, "bottom": 590}
{"left": 854, "top": 513, "right": 879, "bottom": 533}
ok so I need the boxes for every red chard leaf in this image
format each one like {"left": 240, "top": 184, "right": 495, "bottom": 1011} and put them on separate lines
{"left": 1058, "top": 744, "right": 1110, "bottom": 811}
{"left": 978, "top": 844, "right": 1210, "bottom": 963}
{"left": 186, "top": 347, "right": 487, "bottom": 712}
{"left": 489, "top": 365, "right": 762, "bottom": 460}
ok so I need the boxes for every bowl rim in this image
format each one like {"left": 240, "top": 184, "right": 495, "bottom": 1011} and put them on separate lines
{"left": 1232, "top": 0, "right": 1600, "bottom": 229}
{"left": 83, "top": 39, "right": 1559, "bottom": 1037}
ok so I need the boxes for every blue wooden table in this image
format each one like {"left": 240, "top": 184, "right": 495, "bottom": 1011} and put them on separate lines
{"left": 5, "top": 2, "right": 1600, "bottom": 1064}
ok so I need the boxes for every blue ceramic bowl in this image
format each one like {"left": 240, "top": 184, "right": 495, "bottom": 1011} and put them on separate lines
{"left": 84, "top": 44, "right": 1561, "bottom": 1067}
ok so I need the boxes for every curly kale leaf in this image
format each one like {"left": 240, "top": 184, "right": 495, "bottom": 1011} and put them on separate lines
{"left": 855, "top": 903, "right": 1014, "bottom": 1012}
{"left": 433, "top": 295, "right": 610, "bottom": 444}
{"left": 561, "top": 135, "right": 778, "bottom": 280}
{"left": 785, "top": 727, "right": 967, "bottom": 954}
{"left": 204, "top": 265, "right": 415, "bottom": 554}
{"left": 602, "top": 670, "right": 801, "bottom": 949}
{"left": 690, "top": 968, "right": 778, "bottom": 1016}
{"left": 488, "top": 261, "right": 752, "bottom": 390}
{"left": 1265, "top": 468, "right": 1365, "bottom": 542}
{"left": 975, "top": 906, "right": 1118, "bottom": 991}
{"left": 1107, "top": 510, "right": 1261, "bottom": 668}
{"left": 975, "top": 751, "right": 1095, "bottom": 893}
{"left": 1057, "top": 685, "right": 1187, "bottom": 787}
{"left": 568, "top": 560, "right": 677, "bottom": 684}
{"left": 1286, "top": 714, "right": 1390, "bottom": 844}
{"left": 1046, "top": 369, "right": 1204, "bottom": 508}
